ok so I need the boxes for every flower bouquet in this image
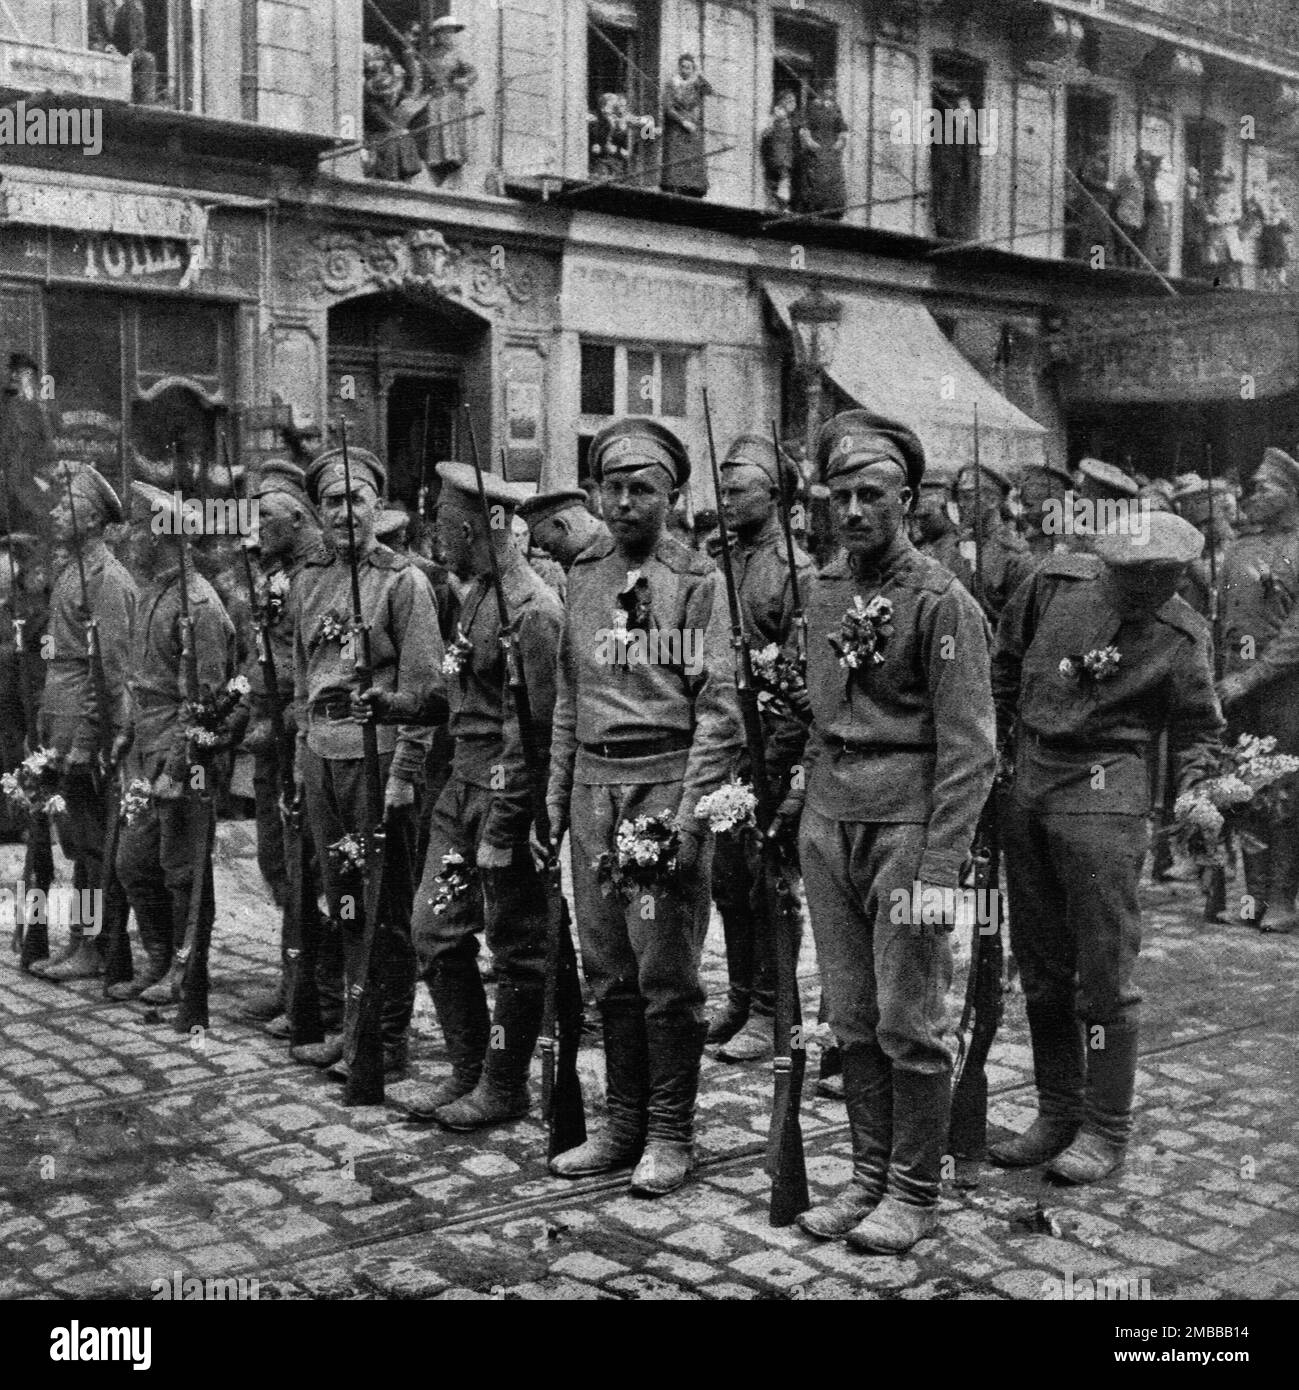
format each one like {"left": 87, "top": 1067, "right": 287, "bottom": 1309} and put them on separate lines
{"left": 1171, "top": 733, "right": 1299, "bottom": 871}
{"left": 695, "top": 781, "right": 758, "bottom": 835}
{"left": 260, "top": 569, "right": 291, "bottom": 626}
{"left": 1058, "top": 646, "right": 1121, "bottom": 685}
{"left": 749, "top": 643, "right": 808, "bottom": 718}
{"left": 613, "top": 570, "right": 652, "bottom": 635}
{"left": 327, "top": 832, "right": 367, "bottom": 877}
{"left": 828, "top": 595, "right": 893, "bottom": 671}
{"left": 593, "top": 811, "right": 680, "bottom": 901}
{"left": 182, "top": 675, "right": 251, "bottom": 751}
{"left": 1, "top": 748, "right": 66, "bottom": 818}
{"left": 122, "top": 778, "right": 154, "bottom": 827}
{"left": 312, "top": 608, "right": 351, "bottom": 655}
{"left": 430, "top": 851, "right": 475, "bottom": 916}
{"left": 442, "top": 625, "right": 474, "bottom": 677}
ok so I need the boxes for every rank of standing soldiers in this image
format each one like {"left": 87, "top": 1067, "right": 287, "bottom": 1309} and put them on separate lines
{"left": 29, "top": 405, "right": 1299, "bottom": 1256}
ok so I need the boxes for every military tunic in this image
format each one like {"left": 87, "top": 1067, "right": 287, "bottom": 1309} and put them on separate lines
{"left": 711, "top": 513, "right": 814, "bottom": 1022}
{"left": 548, "top": 532, "right": 741, "bottom": 1021}
{"left": 115, "top": 569, "right": 236, "bottom": 979}
{"left": 411, "top": 555, "right": 560, "bottom": 996}
{"left": 39, "top": 540, "right": 136, "bottom": 944}
{"left": 1217, "top": 522, "right": 1299, "bottom": 919}
{"left": 993, "top": 554, "right": 1221, "bottom": 1096}
{"left": 291, "top": 542, "right": 443, "bottom": 1051}
{"left": 923, "top": 525, "right": 1037, "bottom": 628}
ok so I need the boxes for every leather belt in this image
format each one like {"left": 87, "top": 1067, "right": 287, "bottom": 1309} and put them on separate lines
{"left": 580, "top": 733, "right": 692, "bottom": 760}
{"left": 310, "top": 695, "right": 355, "bottom": 723}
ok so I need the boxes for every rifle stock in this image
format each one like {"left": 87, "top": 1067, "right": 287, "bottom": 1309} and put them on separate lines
{"left": 703, "top": 389, "right": 808, "bottom": 1226}
{"left": 463, "top": 413, "right": 585, "bottom": 1157}
{"left": 337, "top": 417, "right": 389, "bottom": 1107}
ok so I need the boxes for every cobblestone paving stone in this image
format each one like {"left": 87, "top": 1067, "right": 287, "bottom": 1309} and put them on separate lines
{"left": 0, "top": 830, "right": 1295, "bottom": 1301}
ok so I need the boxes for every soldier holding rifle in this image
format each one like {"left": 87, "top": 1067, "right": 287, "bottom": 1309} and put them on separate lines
{"left": 706, "top": 433, "right": 814, "bottom": 1065}
{"left": 545, "top": 418, "right": 740, "bottom": 1196}
{"left": 386, "top": 461, "right": 559, "bottom": 1130}
{"left": 114, "top": 482, "right": 236, "bottom": 1005}
{"left": 792, "top": 409, "right": 994, "bottom": 1254}
{"left": 33, "top": 464, "right": 136, "bottom": 985}
{"left": 290, "top": 446, "right": 441, "bottom": 1082}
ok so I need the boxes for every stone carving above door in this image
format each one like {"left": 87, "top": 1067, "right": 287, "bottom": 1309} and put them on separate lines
{"left": 278, "top": 225, "right": 554, "bottom": 325}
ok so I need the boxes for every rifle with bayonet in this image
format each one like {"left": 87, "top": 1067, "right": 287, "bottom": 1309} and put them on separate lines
{"left": 703, "top": 389, "right": 808, "bottom": 1226}
{"left": 1202, "top": 441, "right": 1227, "bottom": 922}
{"left": 172, "top": 445, "right": 218, "bottom": 1033}
{"left": 770, "top": 420, "right": 808, "bottom": 673}
{"left": 948, "top": 407, "right": 1005, "bottom": 1179}
{"left": 337, "top": 416, "right": 390, "bottom": 1106}
{"left": 2, "top": 476, "right": 53, "bottom": 969}
{"left": 227, "top": 438, "right": 323, "bottom": 1046}
{"left": 463, "top": 409, "right": 585, "bottom": 1157}
{"left": 62, "top": 468, "right": 133, "bottom": 990}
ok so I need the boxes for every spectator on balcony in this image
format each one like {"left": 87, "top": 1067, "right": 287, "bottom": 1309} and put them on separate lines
{"left": 1112, "top": 158, "right": 1146, "bottom": 268}
{"left": 759, "top": 89, "right": 799, "bottom": 211}
{"left": 362, "top": 42, "right": 425, "bottom": 183}
{"left": 0, "top": 354, "right": 54, "bottom": 540}
{"left": 589, "top": 92, "right": 654, "bottom": 182}
{"left": 1137, "top": 151, "right": 1172, "bottom": 272}
{"left": 410, "top": 15, "right": 478, "bottom": 182}
{"left": 1065, "top": 151, "right": 1114, "bottom": 266}
{"left": 661, "top": 54, "right": 714, "bottom": 197}
{"left": 1246, "top": 177, "right": 1292, "bottom": 290}
{"left": 1182, "top": 167, "right": 1208, "bottom": 279}
{"left": 794, "top": 78, "right": 847, "bottom": 220}
{"left": 1204, "top": 167, "right": 1246, "bottom": 287}
{"left": 88, "top": 0, "right": 154, "bottom": 103}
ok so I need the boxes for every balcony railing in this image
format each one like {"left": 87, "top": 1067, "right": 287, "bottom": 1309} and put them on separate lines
{"left": 1118, "top": 0, "right": 1299, "bottom": 57}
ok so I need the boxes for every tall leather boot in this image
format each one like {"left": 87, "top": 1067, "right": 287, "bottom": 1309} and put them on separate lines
{"left": 1261, "top": 808, "right": 1299, "bottom": 934}
{"left": 108, "top": 898, "right": 172, "bottom": 1002}
{"left": 799, "top": 1040, "right": 891, "bottom": 1238}
{"left": 138, "top": 898, "right": 188, "bottom": 1006}
{"left": 846, "top": 1067, "right": 950, "bottom": 1254}
{"left": 706, "top": 906, "right": 752, "bottom": 1044}
{"left": 551, "top": 998, "right": 649, "bottom": 1176}
{"left": 434, "top": 981, "right": 544, "bottom": 1130}
{"left": 402, "top": 958, "right": 490, "bottom": 1119}
{"left": 1049, "top": 1019, "right": 1139, "bottom": 1184}
{"left": 1238, "top": 844, "right": 1271, "bottom": 926}
{"left": 630, "top": 1017, "right": 707, "bottom": 1197}
{"left": 989, "top": 995, "right": 1085, "bottom": 1166}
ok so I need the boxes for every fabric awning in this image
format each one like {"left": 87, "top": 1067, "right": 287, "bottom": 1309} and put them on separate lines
{"left": 765, "top": 282, "right": 1047, "bottom": 482}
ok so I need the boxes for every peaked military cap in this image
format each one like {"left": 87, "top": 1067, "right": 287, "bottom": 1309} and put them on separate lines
{"left": 589, "top": 418, "right": 690, "bottom": 489}
{"left": 56, "top": 461, "right": 124, "bottom": 524}
{"left": 254, "top": 458, "right": 310, "bottom": 503}
{"left": 516, "top": 488, "right": 590, "bottom": 524}
{"left": 128, "top": 479, "right": 171, "bottom": 525}
{"left": 1023, "top": 458, "right": 1075, "bottom": 486}
{"left": 954, "top": 459, "right": 1014, "bottom": 493}
{"left": 435, "top": 461, "right": 534, "bottom": 513}
{"left": 1078, "top": 457, "right": 1140, "bottom": 498}
{"left": 1093, "top": 511, "right": 1203, "bottom": 567}
{"left": 816, "top": 409, "right": 925, "bottom": 498}
{"left": 1257, "top": 446, "right": 1299, "bottom": 495}
{"left": 1172, "top": 475, "right": 1233, "bottom": 521}
{"left": 306, "top": 446, "right": 387, "bottom": 503}
{"left": 721, "top": 433, "right": 799, "bottom": 491}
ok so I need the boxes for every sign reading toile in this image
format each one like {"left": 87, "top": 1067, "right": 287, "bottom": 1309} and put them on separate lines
{"left": 0, "top": 169, "right": 208, "bottom": 244}
{"left": 1058, "top": 294, "right": 1299, "bottom": 404}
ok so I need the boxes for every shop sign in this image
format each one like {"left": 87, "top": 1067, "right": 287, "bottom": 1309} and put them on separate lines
{"left": 0, "top": 39, "right": 130, "bottom": 103}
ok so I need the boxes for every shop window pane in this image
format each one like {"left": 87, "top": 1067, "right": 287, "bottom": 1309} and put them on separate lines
{"left": 47, "top": 291, "right": 122, "bottom": 420}
{"left": 137, "top": 300, "right": 220, "bottom": 379}
{"left": 660, "top": 353, "right": 687, "bottom": 416}
{"left": 580, "top": 341, "right": 615, "bottom": 415}
{"left": 626, "top": 349, "right": 655, "bottom": 414}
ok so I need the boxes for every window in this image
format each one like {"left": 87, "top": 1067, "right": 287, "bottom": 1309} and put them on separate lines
{"left": 1064, "top": 87, "right": 1114, "bottom": 262}
{"left": 772, "top": 12, "right": 836, "bottom": 110}
{"left": 580, "top": 341, "right": 689, "bottom": 420}
{"left": 929, "top": 52, "right": 985, "bottom": 241}
{"left": 587, "top": 0, "right": 660, "bottom": 184}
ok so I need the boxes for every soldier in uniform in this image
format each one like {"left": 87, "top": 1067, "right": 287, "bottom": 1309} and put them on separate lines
{"left": 790, "top": 409, "right": 994, "bottom": 1254}
{"left": 706, "top": 433, "right": 814, "bottom": 1065}
{"left": 1172, "top": 475, "right": 1235, "bottom": 622}
{"left": 30, "top": 465, "right": 136, "bottom": 983}
{"left": 546, "top": 417, "right": 741, "bottom": 1196}
{"left": 910, "top": 476, "right": 955, "bottom": 560}
{"left": 990, "top": 513, "right": 1222, "bottom": 1181}
{"left": 289, "top": 447, "right": 442, "bottom": 1079}
{"left": 1018, "top": 459, "right": 1074, "bottom": 560}
{"left": 947, "top": 459, "right": 1037, "bottom": 625}
{"left": 1215, "top": 446, "right": 1299, "bottom": 934}
{"left": 1069, "top": 458, "right": 1140, "bottom": 552}
{"left": 380, "top": 463, "right": 561, "bottom": 1129}
{"left": 517, "top": 489, "right": 610, "bottom": 571}
{"left": 237, "top": 460, "right": 328, "bottom": 1028}
{"left": 115, "top": 483, "right": 237, "bottom": 1003}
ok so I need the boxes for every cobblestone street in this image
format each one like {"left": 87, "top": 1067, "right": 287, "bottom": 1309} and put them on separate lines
{"left": 2, "top": 824, "right": 1296, "bottom": 1303}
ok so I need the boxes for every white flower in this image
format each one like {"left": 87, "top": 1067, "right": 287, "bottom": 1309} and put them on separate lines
{"left": 45, "top": 795, "right": 67, "bottom": 816}
{"left": 1058, "top": 657, "right": 1076, "bottom": 679}
{"left": 228, "top": 675, "right": 251, "bottom": 696}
